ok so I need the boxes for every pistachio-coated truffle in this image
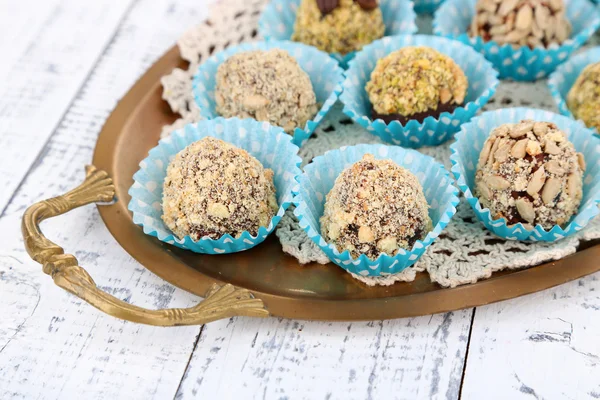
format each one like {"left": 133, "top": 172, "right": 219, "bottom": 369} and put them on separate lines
{"left": 567, "top": 62, "right": 600, "bottom": 132}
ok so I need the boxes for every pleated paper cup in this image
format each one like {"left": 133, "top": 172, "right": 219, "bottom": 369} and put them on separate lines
{"left": 294, "top": 144, "right": 459, "bottom": 277}
{"left": 192, "top": 40, "right": 344, "bottom": 147}
{"left": 433, "top": 0, "right": 600, "bottom": 81}
{"left": 128, "top": 118, "right": 302, "bottom": 254}
{"left": 340, "top": 34, "right": 499, "bottom": 148}
{"left": 450, "top": 107, "right": 600, "bottom": 242}
{"left": 548, "top": 46, "right": 600, "bottom": 133}
{"left": 258, "top": 0, "right": 418, "bottom": 68}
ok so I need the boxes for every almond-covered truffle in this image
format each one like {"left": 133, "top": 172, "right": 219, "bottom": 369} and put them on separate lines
{"left": 469, "top": 0, "right": 571, "bottom": 49}
{"left": 320, "top": 154, "right": 432, "bottom": 259}
{"left": 215, "top": 49, "right": 318, "bottom": 134}
{"left": 366, "top": 47, "right": 468, "bottom": 124}
{"left": 292, "top": 0, "right": 385, "bottom": 55}
{"left": 162, "top": 137, "right": 278, "bottom": 241}
{"left": 567, "top": 62, "right": 600, "bottom": 132}
{"left": 475, "top": 120, "right": 585, "bottom": 230}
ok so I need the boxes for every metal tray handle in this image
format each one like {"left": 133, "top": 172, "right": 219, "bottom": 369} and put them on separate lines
{"left": 21, "top": 166, "right": 269, "bottom": 326}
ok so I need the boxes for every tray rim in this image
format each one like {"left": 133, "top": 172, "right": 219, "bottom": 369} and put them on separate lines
{"left": 92, "top": 44, "right": 600, "bottom": 321}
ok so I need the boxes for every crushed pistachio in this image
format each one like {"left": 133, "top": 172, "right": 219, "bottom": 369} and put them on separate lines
{"left": 567, "top": 62, "right": 600, "bottom": 132}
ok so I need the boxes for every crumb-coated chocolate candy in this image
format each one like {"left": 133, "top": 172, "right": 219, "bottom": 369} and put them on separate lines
{"left": 475, "top": 120, "right": 585, "bottom": 230}
{"left": 215, "top": 49, "right": 318, "bottom": 134}
{"left": 366, "top": 47, "right": 468, "bottom": 122}
{"left": 292, "top": 0, "right": 385, "bottom": 55}
{"left": 162, "top": 137, "right": 278, "bottom": 241}
{"left": 567, "top": 62, "right": 600, "bottom": 132}
{"left": 469, "top": 0, "right": 571, "bottom": 49}
{"left": 320, "top": 154, "right": 432, "bottom": 260}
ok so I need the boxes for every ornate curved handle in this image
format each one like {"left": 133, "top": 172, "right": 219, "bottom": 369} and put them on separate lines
{"left": 21, "top": 166, "right": 269, "bottom": 326}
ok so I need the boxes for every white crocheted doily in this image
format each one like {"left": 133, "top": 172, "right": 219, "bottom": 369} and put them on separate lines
{"left": 160, "top": 0, "right": 600, "bottom": 288}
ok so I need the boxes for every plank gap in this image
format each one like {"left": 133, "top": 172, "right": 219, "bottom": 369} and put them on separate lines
{"left": 174, "top": 324, "right": 206, "bottom": 399}
{"left": 458, "top": 308, "right": 477, "bottom": 400}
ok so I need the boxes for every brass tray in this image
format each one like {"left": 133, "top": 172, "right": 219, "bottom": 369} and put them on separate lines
{"left": 21, "top": 46, "right": 600, "bottom": 326}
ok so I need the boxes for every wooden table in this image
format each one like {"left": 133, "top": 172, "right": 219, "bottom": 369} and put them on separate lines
{"left": 1, "top": 0, "right": 599, "bottom": 398}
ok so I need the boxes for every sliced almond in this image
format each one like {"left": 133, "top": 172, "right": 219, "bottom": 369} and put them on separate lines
{"left": 494, "top": 141, "right": 513, "bottom": 163}
{"left": 577, "top": 153, "right": 586, "bottom": 171}
{"left": 499, "top": 0, "right": 519, "bottom": 16}
{"left": 516, "top": 5, "right": 533, "bottom": 32}
{"left": 533, "top": 122, "right": 549, "bottom": 137}
{"left": 567, "top": 173, "right": 582, "bottom": 200}
{"left": 439, "top": 88, "right": 452, "bottom": 104}
{"left": 488, "top": 137, "right": 501, "bottom": 168}
{"left": 505, "top": 28, "right": 529, "bottom": 43}
{"left": 510, "top": 121, "right": 534, "bottom": 138}
{"left": 511, "top": 138, "right": 528, "bottom": 158}
{"left": 556, "top": 21, "right": 571, "bottom": 43}
{"left": 477, "top": 180, "right": 492, "bottom": 200}
{"left": 527, "top": 166, "right": 546, "bottom": 196}
{"left": 534, "top": 5, "right": 550, "bottom": 30}
{"left": 544, "top": 160, "right": 565, "bottom": 175}
{"left": 479, "top": 139, "right": 494, "bottom": 166}
{"left": 544, "top": 139, "right": 561, "bottom": 155}
{"left": 531, "top": 20, "right": 544, "bottom": 39}
{"left": 549, "top": 0, "right": 563, "bottom": 12}
{"left": 541, "top": 177, "right": 562, "bottom": 205}
{"left": 544, "top": 15, "right": 556, "bottom": 40}
{"left": 490, "top": 24, "right": 510, "bottom": 36}
{"left": 486, "top": 175, "right": 511, "bottom": 190}
{"left": 515, "top": 198, "right": 535, "bottom": 223}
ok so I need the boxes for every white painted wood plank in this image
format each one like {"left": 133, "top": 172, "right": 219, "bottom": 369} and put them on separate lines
{"left": 0, "top": 0, "right": 134, "bottom": 212}
{"left": 0, "top": 0, "right": 215, "bottom": 398}
{"left": 461, "top": 274, "right": 600, "bottom": 400}
{"left": 176, "top": 312, "right": 473, "bottom": 400}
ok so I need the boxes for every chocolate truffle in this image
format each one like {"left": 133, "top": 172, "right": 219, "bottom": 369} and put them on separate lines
{"left": 469, "top": 0, "right": 571, "bottom": 49}
{"left": 475, "top": 120, "right": 585, "bottom": 230}
{"left": 366, "top": 47, "right": 468, "bottom": 124}
{"left": 162, "top": 137, "right": 278, "bottom": 241}
{"left": 215, "top": 49, "right": 318, "bottom": 134}
{"left": 292, "top": 0, "right": 385, "bottom": 55}
{"left": 567, "top": 62, "right": 600, "bottom": 132}
{"left": 320, "top": 154, "right": 432, "bottom": 259}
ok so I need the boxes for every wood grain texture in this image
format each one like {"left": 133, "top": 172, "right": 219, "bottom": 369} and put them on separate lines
{"left": 0, "top": 0, "right": 213, "bottom": 398}
{"left": 461, "top": 273, "right": 600, "bottom": 400}
{"left": 175, "top": 312, "right": 473, "bottom": 399}
{"left": 0, "top": 0, "right": 136, "bottom": 212}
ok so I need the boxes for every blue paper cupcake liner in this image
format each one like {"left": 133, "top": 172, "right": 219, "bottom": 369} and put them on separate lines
{"left": 413, "top": 0, "right": 445, "bottom": 14}
{"left": 340, "top": 34, "right": 499, "bottom": 148}
{"left": 192, "top": 40, "right": 344, "bottom": 147}
{"left": 258, "top": 0, "right": 417, "bottom": 68}
{"left": 549, "top": 46, "right": 600, "bottom": 133}
{"left": 433, "top": 0, "right": 600, "bottom": 81}
{"left": 450, "top": 107, "right": 600, "bottom": 242}
{"left": 128, "top": 118, "right": 302, "bottom": 254}
{"left": 294, "top": 144, "right": 460, "bottom": 277}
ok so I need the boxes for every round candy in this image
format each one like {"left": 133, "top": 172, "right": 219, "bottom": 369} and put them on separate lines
{"left": 469, "top": 0, "right": 571, "bottom": 48}
{"left": 567, "top": 62, "right": 600, "bottom": 132}
{"left": 365, "top": 46, "right": 468, "bottom": 124}
{"left": 292, "top": 0, "right": 385, "bottom": 55}
{"left": 162, "top": 137, "right": 278, "bottom": 241}
{"left": 320, "top": 154, "right": 432, "bottom": 260}
{"left": 215, "top": 49, "right": 318, "bottom": 134}
{"left": 475, "top": 120, "right": 585, "bottom": 230}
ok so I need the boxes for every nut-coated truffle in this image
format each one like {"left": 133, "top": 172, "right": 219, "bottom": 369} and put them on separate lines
{"left": 162, "top": 137, "right": 278, "bottom": 241}
{"left": 320, "top": 154, "right": 432, "bottom": 259}
{"left": 475, "top": 120, "right": 585, "bottom": 230}
{"left": 292, "top": 0, "right": 385, "bottom": 55}
{"left": 469, "top": 0, "right": 571, "bottom": 49}
{"left": 366, "top": 47, "right": 468, "bottom": 122}
{"left": 215, "top": 49, "right": 318, "bottom": 134}
{"left": 567, "top": 62, "right": 600, "bottom": 132}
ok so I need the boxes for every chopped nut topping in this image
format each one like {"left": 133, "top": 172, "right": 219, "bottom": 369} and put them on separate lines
{"left": 320, "top": 154, "right": 432, "bottom": 260}
{"left": 568, "top": 62, "right": 600, "bottom": 132}
{"left": 162, "top": 137, "right": 277, "bottom": 241}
